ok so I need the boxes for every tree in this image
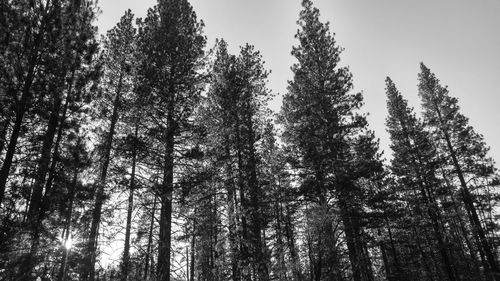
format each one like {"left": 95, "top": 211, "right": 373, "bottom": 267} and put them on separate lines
{"left": 0, "top": 1, "right": 101, "bottom": 279}
{"left": 201, "top": 39, "right": 272, "bottom": 281}
{"left": 280, "top": 1, "right": 383, "bottom": 280}
{"left": 135, "top": 1, "right": 205, "bottom": 280}
{"left": 82, "top": 9, "right": 136, "bottom": 280}
{"left": 385, "top": 77, "right": 461, "bottom": 281}
{"left": 418, "top": 63, "right": 500, "bottom": 281}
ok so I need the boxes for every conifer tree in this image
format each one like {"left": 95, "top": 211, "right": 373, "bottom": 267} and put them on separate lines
{"left": 385, "top": 77, "right": 461, "bottom": 281}
{"left": 0, "top": 1, "right": 101, "bottom": 279}
{"left": 202, "top": 39, "right": 272, "bottom": 281}
{"left": 135, "top": 1, "right": 205, "bottom": 280}
{"left": 280, "top": 1, "right": 382, "bottom": 280}
{"left": 82, "top": 10, "right": 136, "bottom": 280}
{"left": 418, "top": 63, "right": 500, "bottom": 281}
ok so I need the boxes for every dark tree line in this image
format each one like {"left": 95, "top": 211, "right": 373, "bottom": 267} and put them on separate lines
{"left": 1, "top": 0, "right": 499, "bottom": 281}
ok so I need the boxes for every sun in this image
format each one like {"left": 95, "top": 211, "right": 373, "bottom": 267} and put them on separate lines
{"left": 64, "top": 235, "right": 73, "bottom": 250}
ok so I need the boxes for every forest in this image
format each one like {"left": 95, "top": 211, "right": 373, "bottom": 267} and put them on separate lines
{"left": 1, "top": 0, "right": 499, "bottom": 280}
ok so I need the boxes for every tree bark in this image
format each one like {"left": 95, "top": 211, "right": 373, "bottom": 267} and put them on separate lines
{"left": 235, "top": 115, "right": 251, "bottom": 281}
{"left": 225, "top": 140, "right": 240, "bottom": 281}
{"left": 246, "top": 117, "right": 270, "bottom": 281}
{"left": 284, "top": 204, "right": 302, "bottom": 281}
{"left": 0, "top": 108, "right": 11, "bottom": 158}
{"left": 190, "top": 219, "right": 195, "bottom": 281}
{"left": 144, "top": 196, "right": 157, "bottom": 280}
{"left": 121, "top": 121, "right": 138, "bottom": 281}
{"left": 157, "top": 117, "right": 175, "bottom": 281}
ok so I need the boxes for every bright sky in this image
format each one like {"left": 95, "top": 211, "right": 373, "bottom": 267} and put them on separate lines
{"left": 96, "top": 0, "right": 500, "bottom": 164}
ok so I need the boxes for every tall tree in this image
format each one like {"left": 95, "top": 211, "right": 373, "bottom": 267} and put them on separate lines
{"left": 136, "top": 1, "right": 205, "bottom": 280}
{"left": 82, "top": 9, "right": 136, "bottom": 281}
{"left": 280, "top": 1, "right": 382, "bottom": 280}
{"left": 0, "top": 0, "right": 97, "bottom": 205}
{"left": 0, "top": 1, "right": 100, "bottom": 279}
{"left": 385, "top": 77, "right": 459, "bottom": 281}
{"left": 418, "top": 63, "right": 500, "bottom": 280}
{"left": 202, "top": 40, "right": 272, "bottom": 281}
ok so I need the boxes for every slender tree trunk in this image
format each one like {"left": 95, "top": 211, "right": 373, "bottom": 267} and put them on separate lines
{"left": 435, "top": 105, "right": 500, "bottom": 280}
{"left": 338, "top": 182, "right": 374, "bottom": 281}
{"left": 83, "top": 73, "right": 123, "bottom": 281}
{"left": 305, "top": 220, "right": 315, "bottom": 281}
{"left": 246, "top": 119, "right": 269, "bottom": 281}
{"left": 235, "top": 116, "right": 251, "bottom": 281}
{"left": 44, "top": 69, "right": 75, "bottom": 197}
{"left": 0, "top": 63, "right": 36, "bottom": 204}
{"left": 0, "top": 110, "right": 11, "bottom": 158}
{"left": 284, "top": 204, "right": 302, "bottom": 281}
{"left": 157, "top": 116, "right": 175, "bottom": 281}
{"left": 224, "top": 140, "right": 240, "bottom": 281}
{"left": 274, "top": 193, "right": 286, "bottom": 281}
{"left": 0, "top": 14, "right": 48, "bottom": 204}
{"left": 144, "top": 196, "right": 157, "bottom": 280}
{"left": 58, "top": 169, "right": 78, "bottom": 281}
{"left": 121, "top": 121, "right": 138, "bottom": 281}
{"left": 412, "top": 222, "right": 436, "bottom": 281}
{"left": 422, "top": 188, "right": 458, "bottom": 281}
{"left": 379, "top": 234, "right": 396, "bottom": 281}
{"left": 387, "top": 227, "right": 405, "bottom": 280}
{"left": 18, "top": 89, "right": 62, "bottom": 280}
{"left": 190, "top": 219, "right": 195, "bottom": 281}
{"left": 27, "top": 89, "right": 62, "bottom": 221}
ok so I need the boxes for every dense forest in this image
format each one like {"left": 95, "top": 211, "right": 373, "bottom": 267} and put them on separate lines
{"left": 1, "top": 0, "right": 499, "bottom": 281}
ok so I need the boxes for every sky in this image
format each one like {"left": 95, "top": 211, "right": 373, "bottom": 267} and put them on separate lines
{"left": 96, "top": 0, "right": 500, "bottom": 164}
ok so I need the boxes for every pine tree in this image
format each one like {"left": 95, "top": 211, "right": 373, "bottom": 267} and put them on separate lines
{"left": 0, "top": 1, "right": 101, "bottom": 279}
{"left": 280, "top": 1, "right": 382, "bottom": 280}
{"left": 385, "top": 77, "right": 462, "bottom": 281}
{"left": 201, "top": 39, "right": 272, "bottom": 281}
{"left": 82, "top": 9, "right": 136, "bottom": 280}
{"left": 135, "top": 1, "right": 205, "bottom": 280}
{"left": 418, "top": 63, "right": 500, "bottom": 281}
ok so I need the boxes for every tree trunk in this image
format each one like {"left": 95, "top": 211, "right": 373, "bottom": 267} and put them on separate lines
{"left": 157, "top": 120, "right": 175, "bottom": 281}
{"left": 144, "top": 196, "right": 157, "bottom": 280}
{"left": 57, "top": 168, "right": 78, "bottom": 281}
{"left": 0, "top": 9, "right": 46, "bottom": 204}
{"left": 18, "top": 90, "right": 62, "bottom": 280}
{"left": 190, "top": 219, "right": 195, "bottom": 281}
{"left": 387, "top": 227, "right": 405, "bottom": 280}
{"left": 0, "top": 63, "right": 36, "bottom": 204}
{"left": 435, "top": 104, "right": 500, "bottom": 281}
{"left": 284, "top": 204, "right": 302, "bottom": 281}
{"left": 27, "top": 89, "right": 62, "bottom": 222}
{"left": 83, "top": 73, "right": 123, "bottom": 281}
{"left": 43, "top": 69, "right": 75, "bottom": 198}
{"left": 423, "top": 189, "right": 458, "bottom": 281}
{"left": 235, "top": 116, "right": 251, "bottom": 281}
{"left": 246, "top": 118, "right": 270, "bottom": 281}
{"left": 121, "top": 121, "right": 138, "bottom": 281}
{"left": 379, "top": 233, "right": 396, "bottom": 281}
{"left": 338, "top": 184, "right": 374, "bottom": 281}
{"left": 274, "top": 192, "right": 287, "bottom": 281}
{"left": 225, "top": 140, "right": 240, "bottom": 281}
{"left": 0, "top": 108, "right": 11, "bottom": 158}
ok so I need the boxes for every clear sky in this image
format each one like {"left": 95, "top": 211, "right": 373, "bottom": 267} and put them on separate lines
{"left": 96, "top": 0, "right": 500, "bottom": 164}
